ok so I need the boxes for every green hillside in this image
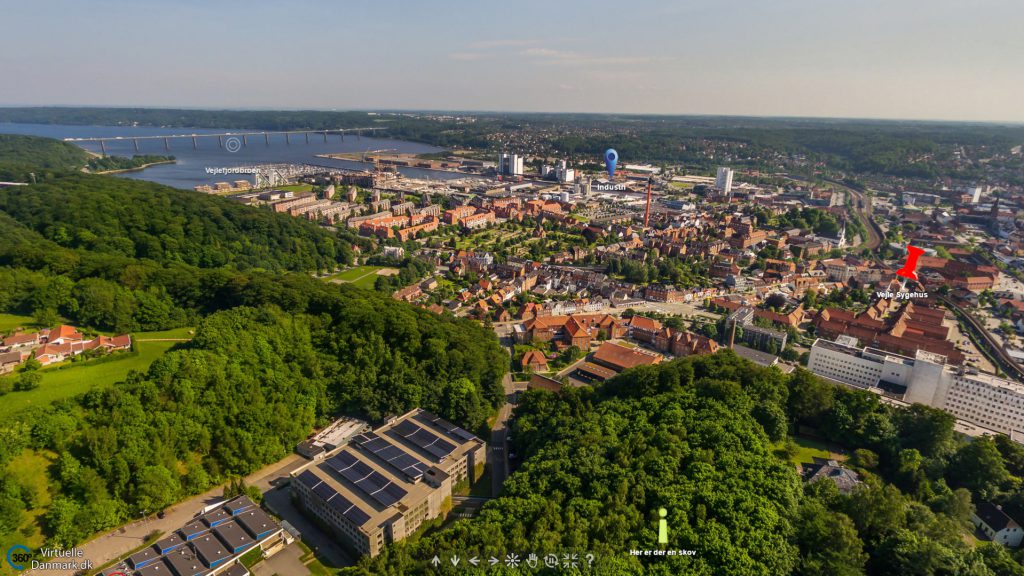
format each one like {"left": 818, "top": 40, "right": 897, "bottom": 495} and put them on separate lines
{"left": 0, "top": 173, "right": 360, "bottom": 272}
{"left": 0, "top": 134, "right": 90, "bottom": 182}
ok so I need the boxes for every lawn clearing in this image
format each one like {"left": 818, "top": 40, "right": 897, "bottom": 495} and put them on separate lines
{"left": 0, "top": 313, "right": 55, "bottom": 334}
{"left": 775, "top": 436, "right": 845, "bottom": 466}
{"left": 322, "top": 266, "right": 398, "bottom": 290}
{"left": 325, "top": 265, "right": 384, "bottom": 282}
{"left": 276, "top": 184, "right": 315, "bottom": 193}
{"left": 132, "top": 326, "right": 195, "bottom": 341}
{"left": 0, "top": 328, "right": 192, "bottom": 418}
{"left": 6, "top": 449, "right": 56, "bottom": 550}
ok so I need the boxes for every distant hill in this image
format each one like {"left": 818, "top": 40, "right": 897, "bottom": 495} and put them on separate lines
{"left": 0, "top": 134, "right": 90, "bottom": 182}
{"left": 0, "top": 173, "right": 356, "bottom": 272}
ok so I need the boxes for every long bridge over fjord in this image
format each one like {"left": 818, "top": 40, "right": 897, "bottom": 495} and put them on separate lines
{"left": 64, "top": 127, "right": 386, "bottom": 154}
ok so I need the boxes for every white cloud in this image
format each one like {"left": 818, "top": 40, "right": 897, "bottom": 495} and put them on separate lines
{"left": 448, "top": 52, "right": 489, "bottom": 61}
{"left": 468, "top": 39, "right": 538, "bottom": 49}
{"left": 520, "top": 47, "right": 659, "bottom": 66}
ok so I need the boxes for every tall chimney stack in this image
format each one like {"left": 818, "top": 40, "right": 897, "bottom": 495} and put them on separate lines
{"left": 643, "top": 176, "right": 653, "bottom": 227}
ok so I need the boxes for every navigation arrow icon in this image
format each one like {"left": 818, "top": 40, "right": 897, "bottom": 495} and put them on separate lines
{"left": 489, "top": 556, "right": 500, "bottom": 565}
{"left": 450, "top": 555, "right": 460, "bottom": 567}
{"left": 469, "top": 557, "right": 480, "bottom": 566}
{"left": 430, "top": 556, "right": 440, "bottom": 567}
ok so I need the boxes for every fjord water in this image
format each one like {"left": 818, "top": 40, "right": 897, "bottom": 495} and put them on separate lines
{"left": 1, "top": 122, "right": 468, "bottom": 188}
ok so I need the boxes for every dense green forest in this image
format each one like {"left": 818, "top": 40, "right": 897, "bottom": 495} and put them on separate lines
{"left": 2, "top": 133, "right": 1023, "bottom": 574}
{"left": 0, "top": 134, "right": 89, "bottom": 182}
{"left": 0, "top": 174, "right": 360, "bottom": 272}
{"left": 0, "top": 162, "right": 506, "bottom": 554}
{"left": 348, "top": 355, "right": 1024, "bottom": 575}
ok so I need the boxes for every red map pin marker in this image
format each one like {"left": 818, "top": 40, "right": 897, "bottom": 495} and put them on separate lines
{"left": 896, "top": 245, "right": 924, "bottom": 281}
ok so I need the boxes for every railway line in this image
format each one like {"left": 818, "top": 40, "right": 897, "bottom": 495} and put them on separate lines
{"left": 826, "top": 178, "right": 884, "bottom": 250}
{"left": 940, "top": 296, "right": 1024, "bottom": 382}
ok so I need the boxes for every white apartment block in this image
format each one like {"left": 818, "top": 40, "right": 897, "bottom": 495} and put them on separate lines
{"left": 809, "top": 336, "right": 1024, "bottom": 441}
{"left": 498, "top": 153, "right": 524, "bottom": 177}
{"left": 716, "top": 167, "right": 734, "bottom": 195}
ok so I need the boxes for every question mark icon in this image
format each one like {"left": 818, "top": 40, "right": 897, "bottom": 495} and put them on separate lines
{"left": 585, "top": 553, "right": 595, "bottom": 567}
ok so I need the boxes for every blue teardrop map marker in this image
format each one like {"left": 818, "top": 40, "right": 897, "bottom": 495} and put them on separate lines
{"left": 604, "top": 148, "right": 618, "bottom": 179}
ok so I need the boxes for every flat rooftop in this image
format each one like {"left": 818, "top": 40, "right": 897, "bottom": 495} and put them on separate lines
{"left": 291, "top": 408, "right": 484, "bottom": 532}
{"left": 310, "top": 416, "right": 369, "bottom": 449}
{"left": 813, "top": 338, "right": 915, "bottom": 366}
{"left": 960, "top": 370, "right": 1024, "bottom": 395}
{"left": 114, "top": 499, "right": 281, "bottom": 576}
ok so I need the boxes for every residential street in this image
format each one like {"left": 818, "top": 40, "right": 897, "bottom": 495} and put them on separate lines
{"left": 29, "top": 454, "right": 305, "bottom": 575}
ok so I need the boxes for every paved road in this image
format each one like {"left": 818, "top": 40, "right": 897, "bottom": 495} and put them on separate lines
{"left": 453, "top": 496, "right": 494, "bottom": 505}
{"left": 489, "top": 326, "right": 518, "bottom": 498}
{"left": 490, "top": 372, "right": 514, "bottom": 497}
{"left": 29, "top": 454, "right": 305, "bottom": 575}
{"left": 252, "top": 541, "right": 309, "bottom": 576}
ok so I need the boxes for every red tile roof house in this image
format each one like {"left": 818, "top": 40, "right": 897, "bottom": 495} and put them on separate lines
{"left": 520, "top": 350, "right": 549, "bottom": 372}
{"left": 84, "top": 334, "right": 132, "bottom": 353}
{"left": 34, "top": 332, "right": 132, "bottom": 366}
{"left": 591, "top": 342, "right": 663, "bottom": 373}
{"left": 626, "top": 316, "right": 663, "bottom": 344}
{"left": 0, "top": 351, "right": 28, "bottom": 374}
{"left": 34, "top": 343, "right": 76, "bottom": 366}
{"left": 0, "top": 331, "right": 41, "bottom": 353}
{"left": 47, "top": 324, "right": 85, "bottom": 345}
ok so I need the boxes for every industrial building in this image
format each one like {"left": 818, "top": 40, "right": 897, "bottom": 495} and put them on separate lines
{"left": 111, "top": 495, "right": 286, "bottom": 576}
{"left": 498, "top": 153, "right": 524, "bottom": 177}
{"left": 809, "top": 336, "right": 1024, "bottom": 441}
{"left": 290, "top": 408, "right": 487, "bottom": 557}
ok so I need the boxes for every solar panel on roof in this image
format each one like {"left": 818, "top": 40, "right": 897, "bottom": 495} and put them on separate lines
{"left": 312, "top": 482, "right": 337, "bottom": 502}
{"left": 393, "top": 419, "right": 420, "bottom": 437}
{"left": 359, "top": 432, "right": 429, "bottom": 479}
{"left": 383, "top": 483, "right": 408, "bottom": 502}
{"left": 390, "top": 419, "right": 458, "bottom": 459}
{"left": 331, "top": 493, "right": 371, "bottom": 525}
{"left": 392, "top": 453, "right": 428, "bottom": 477}
{"left": 326, "top": 451, "right": 375, "bottom": 485}
{"left": 296, "top": 470, "right": 322, "bottom": 489}
{"left": 413, "top": 411, "right": 452, "bottom": 431}
{"left": 449, "top": 427, "right": 477, "bottom": 443}
{"left": 372, "top": 489, "right": 400, "bottom": 507}
{"left": 413, "top": 411, "right": 476, "bottom": 442}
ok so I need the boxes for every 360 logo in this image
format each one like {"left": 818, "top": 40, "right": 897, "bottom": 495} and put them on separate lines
{"left": 6, "top": 545, "right": 31, "bottom": 571}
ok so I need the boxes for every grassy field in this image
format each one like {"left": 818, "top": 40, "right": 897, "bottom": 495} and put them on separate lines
{"left": 132, "top": 327, "right": 195, "bottom": 340}
{"left": 239, "top": 546, "right": 264, "bottom": 569}
{"left": 0, "top": 313, "right": 46, "bottom": 333}
{"left": 776, "top": 436, "right": 841, "bottom": 466}
{"left": 0, "top": 328, "right": 192, "bottom": 419}
{"left": 276, "top": 184, "right": 315, "bottom": 193}
{"left": 6, "top": 449, "right": 56, "bottom": 552}
{"left": 323, "top": 266, "right": 393, "bottom": 290}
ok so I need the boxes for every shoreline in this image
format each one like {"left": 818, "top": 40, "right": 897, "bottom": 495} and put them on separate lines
{"left": 89, "top": 159, "right": 177, "bottom": 175}
{"left": 315, "top": 153, "right": 485, "bottom": 177}
{"left": 78, "top": 147, "right": 177, "bottom": 174}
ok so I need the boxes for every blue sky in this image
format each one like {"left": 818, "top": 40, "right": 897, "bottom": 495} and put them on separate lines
{"left": 2, "top": 0, "right": 1021, "bottom": 121}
